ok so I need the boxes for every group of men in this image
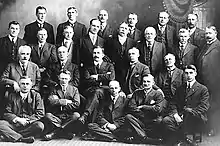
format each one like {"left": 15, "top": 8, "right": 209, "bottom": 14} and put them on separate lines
{"left": 0, "top": 5, "right": 218, "bottom": 146}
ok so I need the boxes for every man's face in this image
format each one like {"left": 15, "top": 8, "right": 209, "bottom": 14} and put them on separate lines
{"left": 187, "top": 14, "right": 197, "bottom": 29}
{"left": 205, "top": 28, "right": 217, "bottom": 42}
{"left": 9, "top": 24, "right": 20, "bottom": 37}
{"left": 19, "top": 49, "right": 31, "bottom": 63}
{"left": 144, "top": 28, "right": 156, "bottom": 41}
{"left": 58, "top": 47, "right": 68, "bottom": 61}
{"left": 128, "top": 49, "right": 139, "bottom": 63}
{"left": 127, "top": 14, "right": 138, "bottom": 27}
{"left": 63, "top": 27, "right": 74, "bottom": 40}
{"left": 109, "top": 82, "right": 121, "bottom": 97}
{"left": 142, "top": 76, "right": 154, "bottom": 90}
{"left": 164, "top": 55, "right": 175, "bottom": 67}
{"left": 93, "top": 48, "right": 104, "bottom": 62}
{"left": 90, "top": 19, "right": 100, "bottom": 34}
{"left": 19, "top": 78, "right": 32, "bottom": 93}
{"left": 36, "top": 8, "right": 46, "bottom": 22}
{"left": 158, "top": 12, "right": 169, "bottom": 26}
{"left": 67, "top": 8, "right": 78, "bottom": 21}
{"left": 98, "top": 10, "right": 108, "bottom": 23}
{"left": 37, "top": 29, "right": 47, "bottom": 43}
{"left": 118, "top": 23, "right": 129, "bottom": 37}
{"left": 184, "top": 69, "right": 196, "bottom": 82}
{"left": 179, "top": 32, "right": 190, "bottom": 44}
{"left": 59, "top": 73, "right": 71, "bottom": 85}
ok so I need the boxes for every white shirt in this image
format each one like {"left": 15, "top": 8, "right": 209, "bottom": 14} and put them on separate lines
{"left": 19, "top": 61, "right": 28, "bottom": 70}
{"left": 188, "top": 27, "right": 196, "bottom": 36}
{"left": 118, "top": 35, "right": 127, "bottom": 45}
{"left": 20, "top": 92, "right": 29, "bottom": 100}
{"left": 179, "top": 42, "right": 187, "bottom": 50}
{"left": 158, "top": 24, "right": 166, "bottom": 33}
{"left": 100, "top": 22, "right": 107, "bottom": 31}
{"left": 94, "top": 60, "right": 103, "bottom": 68}
{"left": 8, "top": 35, "right": 17, "bottom": 43}
{"left": 187, "top": 79, "right": 196, "bottom": 89}
{"left": 89, "top": 32, "right": 97, "bottom": 45}
{"left": 38, "top": 42, "right": 45, "bottom": 48}
{"left": 207, "top": 38, "right": 217, "bottom": 45}
{"left": 111, "top": 94, "right": 119, "bottom": 104}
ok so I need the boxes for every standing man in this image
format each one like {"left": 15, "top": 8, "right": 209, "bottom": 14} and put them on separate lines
{"left": 153, "top": 11, "right": 176, "bottom": 53}
{"left": 186, "top": 13, "right": 205, "bottom": 51}
{"left": 97, "top": 9, "right": 113, "bottom": 39}
{"left": 196, "top": 26, "right": 220, "bottom": 136}
{"left": 0, "top": 76, "right": 44, "bottom": 143}
{"left": 137, "top": 27, "right": 166, "bottom": 76}
{"left": 127, "top": 13, "right": 142, "bottom": 43}
{"left": 24, "top": 6, "right": 55, "bottom": 45}
{"left": 56, "top": 7, "right": 87, "bottom": 44}
{"left": 0, "top": 21, "right": 26, "bottom": 75}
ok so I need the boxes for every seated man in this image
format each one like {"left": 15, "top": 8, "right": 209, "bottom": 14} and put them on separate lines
{"left": 78, "top": 46, "right": 115, "bottom": 125}
{"left": 0, "top": 76, "right": 44, "bottom": 143}
{"left": 123, "top": 74, "right": 164, "bottom": 144}
{"left": 0, "top": 45, "right": 41, "bottom": 92}
{"left": 43, "top": 70, "right": 80, "bottom": 141}
{"left": 162, "top": 65, "right": 209, "bottom": 146}
{"left": 84, "top": 80, "right": 127, "bottom": 141}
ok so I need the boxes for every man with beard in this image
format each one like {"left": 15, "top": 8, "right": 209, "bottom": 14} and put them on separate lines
{"left": 24, "top": 6, "right": 55, "bottom": 45}
{"left": 97, "top": 9, "right": 113, "bottom": 39}
{"left": 56, "top": 7, "right": 87, "bottom": 44}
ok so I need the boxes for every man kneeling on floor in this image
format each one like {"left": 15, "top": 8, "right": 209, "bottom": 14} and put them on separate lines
{"left": 83, "top": 80, "right": 127, "bottom": 142}
{"left": 0, "top": 76, "right": 45, "bottom": 143}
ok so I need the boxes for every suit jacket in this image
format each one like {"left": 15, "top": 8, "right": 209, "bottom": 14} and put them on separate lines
{"left": 128, "top": 28, "right": 142, "bottom": 43}
{"left": 45, "top": 59, "right": 80, "bottom": 88}
{"left": 170, "top": 81, "right": 209, "bottom": 122}
{"left": 173, "top": 42, "right": 198, "bottom": 69}
{"left": 0, "top": 36, "right": 26, "bottom": 75}
{"left": 137, "top": 40, "right": 166, "bottom": 75}
{"left": 84, "top": 61, "right": 115, "bottom": 90}
{"left": 128, "top": 88, "right": 164, "bottom": 122}
{"left": 31, "top": 42, "right": 57, "bottom": 68}
{"left": 3, "top": 90, "right": 44, "bottom": 124}
{"left": 0, "top": 61, "right": 41, "bottom": 91}
{"left": 79, "top": 34, "right": 105, "bottom": 67}
{"left": 56, "top": 21, "right": 87, "bottom": 44}
{"left": 155, "top": 67, "right": 185, "bottom": 97}
{"left": 105, "top": 35, "right": 136, "bottom": 84}
{"left": 124, "top": 61, "right": 150, "bottom": 94}
{"left": 96, "top": 94, "right": 127, "bottom": 128}
{"left": 98, "top": 24, "right": 113, "bottom": 39}
{"left": 23, "top": 21, "right": 55, "bottom": 45}
{"left": 196, "top": 39, "right": 220, "bottom": 110}
{"left": 47, "top": 84, "right": 80, "bottom": 116}
{"left": 153, "top": 24, "right": 176, "bottom": 53}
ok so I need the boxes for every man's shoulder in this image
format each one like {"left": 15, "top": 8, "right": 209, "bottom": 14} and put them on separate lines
{"left": 44, "top": 21, "right": 54, "bottom": 29}
{"left": 25, "top": 21, "right": 36, "bottom": 28}
{"left": 75, "top": 21, "right": 86, "bottom": 28}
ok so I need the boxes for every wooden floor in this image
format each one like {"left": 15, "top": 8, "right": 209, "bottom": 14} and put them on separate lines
{"left": 0, "top": 134, "right": 220, "bottom": 146}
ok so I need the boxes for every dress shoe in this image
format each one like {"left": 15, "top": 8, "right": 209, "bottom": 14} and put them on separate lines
{"left": 185, "top": 137, "right": 198, "bottom": 146}
{"left": 207, "top": 129, "right": 215, "bottom": 137}
{"left": 124, "top": 136, "right": 135, "bottom": 143}
{"left": 143, "top": 136, "right": 163, "bottom": 145}
{"left": 81, "top": 133, "right": 97, "bottom": 141}
{"left": 17, "top": 136, "right": 35, "bottom": 143}
{"left": 59, "top": 133, "right": 75, "bottom": 140}
{"left": 78, "top": 113, "right": 88, "bottom": 125}
{"left": 43, "top": 132, "right": 56, "bottom": 141}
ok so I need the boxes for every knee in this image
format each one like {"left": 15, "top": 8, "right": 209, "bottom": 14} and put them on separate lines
{"left": 162, "top": 116, "right": 172, "bottom": 124}
{"left": 45, "top": 113, "right": 53, "bottom": 119}
{"left": 87, "top": 123, "right": 98, "bottom": 130}
{"left": 70, "top": 112, "right": 80, "bottom": 121}
{"left": 33, "top": 121, "right": 44, "bottom": 132}
{"left": 125, "top": 114, "right": 134, "bottom": 120}
{"left": 0, "top": 120, "right": 10, "bottom": 128}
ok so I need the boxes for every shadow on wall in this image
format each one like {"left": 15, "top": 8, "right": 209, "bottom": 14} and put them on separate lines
{"left": 0, "top": 0, "right": 163, "bottom": 38}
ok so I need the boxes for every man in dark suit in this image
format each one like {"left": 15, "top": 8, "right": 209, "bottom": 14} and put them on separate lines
{"left": 43, "top": 71, "right": 80, "bottom": 141}
{"left": 83, "top": 80, "right": 126, "bottom": 141}
{"left": 1, "top": 45, "right": 41, "bottom": 92}
{"left": 45, "top": 46, "right": 80, "bottom": 88}
{"left": 97, "top": 9, "right": 113, "bottom": 40}
{"left": 196, "top": 26, "right": 220, "bottom": 136}
{"left": 23, "top": 6, "right": 55, "bottom": 45}
{"left": 0, "top": 21, "right": 26, "bottom": 75}
{"left": 162, "top": 65, "right": 209, "bottom": 146}
{"left": 137, "top": 26, "right": 166, "bottom": 75}
{"left": 124, "top": 47, "right": 150, "bottom": 95}
{"left": 153, "top": 11, "right": 177, "bottom": 53}
{"left": 56, "top": 25, "right": 80, "bottom": 65}
{"left": 172, "top": 28, "right": 198, "bottom": 69}
{"left": 127, "top": 13, "right": 142, "bottom": 43}
{"left": 155, "top": 53, "right": 185, "bottom": 102}
{"left": 105, "top": 22, "right": 136, "bottom": 85}
{"left": 56, "top": 6, "right": 87, "bottom": 44}
{"left": 30, "top": 28, "right": 57, "bottom": 76}
{"left": 123, "top": 74, "right": 164, "bottom": 144}
{"left": 78, "top": 46, "right": 115, "bottom": 125}
{"left": 79, "top": 18, "right": 105, "bottom": 68}
{"left": 185, "top": 13, "right": 206, "bottom": 51}
{"left": 0, "top": 76, "right": 44, "bottom": 143}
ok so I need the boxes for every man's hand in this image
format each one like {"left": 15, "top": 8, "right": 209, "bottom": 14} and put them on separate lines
{"left": 119, "top": 91, "right": 126, "bottom": 97}
{"left": 107, "top": 123, "right": 117, "bottom": 131}
{"left": 13, "top": 81, "right": 20, "bottom": 92}
{"left": 137, "top": 105, "right": 144, "bottom": 109}
{"left": 60, "top": 99, "right": 72, "bottom": 106}
{"left": 173, "top": 113, "right": 183, "bottom": 123}
{"left": 39, "top": 67, "right": 46, "bottom": 73}
{"left": 66, "top": 99, "right": 73, "bottom": 104}
{"left": 184, "top": 107, "right": 193, "bottom": 114}
{"left": 16, "top": 117, "right": 29, "bottom": 126}
{"left": 90, "top": 75, "right": 98, "bottom": 80}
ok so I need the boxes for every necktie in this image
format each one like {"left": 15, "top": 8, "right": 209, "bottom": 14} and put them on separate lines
{"left": 62, "top": 86, "right": 66, "bottom": 93}
{"left": 39, "top": 23, "right": 43, "bottom": 28}
{"left": 148, "top": 42, "right": 152, "bottom": 51}
{"left": 92, "top": 35, "right": 96, "bottom": 45}
{"left": 22, "top": 64, "right": 26, "bottom": 76}
{"left": 186, "top": 83, "right": 191, "bottom": 93}
{"left": 61, "top": 62, "right": 65, "bottom": 70}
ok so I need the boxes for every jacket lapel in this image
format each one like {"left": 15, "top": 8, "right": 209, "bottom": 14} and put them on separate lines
{"left": 57, "top": 86, "right": 64, "bottom": 99}
{"left": 114, "top": 95, "right": 123, "bottom": 109}
{"left": 186, "top": 81, "right": 198, "bottom": 98}
{"left": 171, "top": 68, "right": 180, "bottom": 83}
{"left": 204, "top": 40, "right": 219, "bottom": 56}
{"left": 85, "top": 35, "right": 94, "bottom": 54}
{"left": 183, "top": 43, "right": 191, "bottom": 56}
{"left": 40, "top": 42, "right": 49, "bottom": 60}
{"left": 15, "top": 63, "right": 23, "bottom": 77}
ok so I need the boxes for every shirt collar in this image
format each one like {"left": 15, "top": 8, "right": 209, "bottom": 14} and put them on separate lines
{"left": 68, "top": 20, "right": 76, "bottom": 25}
{"left": 20, "top": 92, "right": 29, "bottom": 100}
{"left": 167, "top": 65, "right": 176, "bottom": 71}
{"left": 187, "top": 79, "right": 196, "bottom": 88}
{"left": 36, "top": 19, "right": 44, "bottom": 25}
{"left": 207, "top": 38, "right": 217, "bottom": 45}
{"left": 144, "top": 88, "right": 152, "bottom": 95}
{"left": 8, "top": 35, "right": 17, "bottom": 43}
{"left": 146, "top": 40, "right": 154, "bottom": 46}
{"left": 94, "top": 60, "right": 103, "bottom": 66}
{"left": 179, "top": 42, "right": 187, "bottom": 49}
{"left": 19, "top": 61, "right": 28, "bottom": 68}
{"left": 188, "top": 27, "right": 196, "bottom": 35}
{"left": 111, "top": 94, "right": 119, "bottom": 104}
